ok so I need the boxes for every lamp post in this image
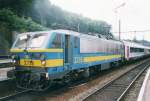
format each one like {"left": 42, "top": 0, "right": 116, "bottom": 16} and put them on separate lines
{"left": 114, "top": 2, "right": 126, "bottom": 40}
{"left": 142, "top": 34, "right": 144, "bottom": 45}
{"left": 118, "top": 19, "right": 121, "bottom": 40}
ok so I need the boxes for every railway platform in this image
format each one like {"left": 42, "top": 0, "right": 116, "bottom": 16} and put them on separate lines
{"left": 0, "top": 67, "right": 14, "bottom": 81}
{"left": 137, "top": 67, "right": 150, "bottom": 101}
{"left": 0, "top": 59, "right": 11, "bottom": 64}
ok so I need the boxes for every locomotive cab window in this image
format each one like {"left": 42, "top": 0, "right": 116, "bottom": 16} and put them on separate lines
{"left": 13, "top": 33, "right": 48, "bottom": 48}
{"left": 13, "top": 34, "right": 30, "bottom": 48}
{"left": 29, "top": 33, "right": 48, "bottom": 48}
{"left": 51, "top": 33, "right": 62, "bottom": 48}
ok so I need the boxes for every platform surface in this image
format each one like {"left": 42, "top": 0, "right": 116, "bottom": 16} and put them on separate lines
{"left": 137, "top": 68, "right": 150, "bottom": 101}
{"left": 0, "top": 67, "right": 14, "bottom": 81}
{"left": 0, "top": 59, "right": 11, "bottom": 64}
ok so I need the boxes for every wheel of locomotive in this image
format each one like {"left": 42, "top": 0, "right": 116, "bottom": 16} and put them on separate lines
{"left": 38, "top": 75, "right": 51, "bottom": 91}
{"left": 62, "top": 72, "right": 74, "bottom": 86}
{"left": 15, "top": 71, "right": 51, "bottom": 91}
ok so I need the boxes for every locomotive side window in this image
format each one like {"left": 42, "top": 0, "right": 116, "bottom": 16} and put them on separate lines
{"left": 51, "top": 33, "right": 62, "bottom": 48}
{"left": 74, "top": 36, "right": 78, "bottom": 48}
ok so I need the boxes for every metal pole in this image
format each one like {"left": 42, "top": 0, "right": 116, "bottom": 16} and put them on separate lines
{"left": 142, "top": 34, "right": 144, "bottom": 45}
{"left": 119, "top": 19, "right": 121, "bottom": 40}
{"left": 114, "top": 2, "right": 126, "bottom": 41}
{"left": 134, "top": 31, "right": 136, "bottom": 42}
{"left": 78, "top": 23, "right": 80, "bottom": 32}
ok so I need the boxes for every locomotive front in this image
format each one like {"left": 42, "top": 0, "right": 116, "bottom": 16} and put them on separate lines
{"left": 9, "top": 32, "right": 56, "bottom": 91}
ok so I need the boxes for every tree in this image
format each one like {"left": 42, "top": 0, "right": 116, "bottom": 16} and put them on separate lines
{"left": 0, "top": 0, "right": 114, "bottom": 54}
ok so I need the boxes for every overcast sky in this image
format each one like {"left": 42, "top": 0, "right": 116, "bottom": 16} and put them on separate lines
{"left": 50, "top": 0, "right": 150, "bottom": 41}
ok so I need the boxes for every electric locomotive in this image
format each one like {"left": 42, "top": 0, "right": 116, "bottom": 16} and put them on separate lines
{"left": 9, "top": 29, "right": 150, "bottom": 91}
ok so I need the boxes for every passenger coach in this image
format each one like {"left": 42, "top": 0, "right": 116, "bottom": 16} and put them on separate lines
{"left": 123, "top": 41, "right": 150, "bottom": 60}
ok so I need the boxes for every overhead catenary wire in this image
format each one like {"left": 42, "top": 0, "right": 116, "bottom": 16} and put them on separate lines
{"left": 113, "top": 29, "right": 150, "bottom": 33}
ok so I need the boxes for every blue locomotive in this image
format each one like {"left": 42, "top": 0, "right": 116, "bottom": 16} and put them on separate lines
{"left": 9, "top": 30, "right": 150, "bottom": 91}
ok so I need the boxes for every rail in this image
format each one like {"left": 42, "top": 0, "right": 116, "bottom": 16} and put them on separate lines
{"left": 83, "top": 59, "right": 150, "bottom": 101}
{"left": 0, "top": 89, "right": 31, "bottom": 101}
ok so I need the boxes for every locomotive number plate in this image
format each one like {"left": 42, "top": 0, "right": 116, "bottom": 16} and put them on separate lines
{"left": 24, "top": 60, "right": 33, "bottom": 65}
{"left": 74, "top": 57, "right": 83, "bottom": 63}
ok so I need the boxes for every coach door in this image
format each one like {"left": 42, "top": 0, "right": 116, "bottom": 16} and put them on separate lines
{"left": 64, "top": 35, "right": 73, "bottom": 64}
{"left": 125, "top": 46, "right": 129, "bottom": 60}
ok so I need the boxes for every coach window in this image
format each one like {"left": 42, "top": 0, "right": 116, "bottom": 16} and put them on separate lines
{"left": 51, "top": 33, "right": 62, "bottom": 48}
{"left": 130, "top": 47, "right": 134, "bottom": 52}
{"left": 139, "top": 48, "right": 144, "bottom": 52}
{"left": 74, "top": 36, "right": 78, "bottom": 48}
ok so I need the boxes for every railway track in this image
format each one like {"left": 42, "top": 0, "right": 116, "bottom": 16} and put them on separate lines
{"left": 0, "top": 89, "right": 31, "bottom": 101}
{"left": 83, "top": 59, "right": 150, "bottom": 101}
{"left": 0, "top": 59, "right": 149, "bottom": 101}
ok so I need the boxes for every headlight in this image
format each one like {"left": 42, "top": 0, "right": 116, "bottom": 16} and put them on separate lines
{"left": 11, "top": 59, "right": 16, "bottom": 63}
{"left": 11, "top": 55, "right": 16, "bottom": 64}
{"left": 40, "top": 54, "right": 46, "bottom": 66}
{"left": 11, "top": 55, "right": 19, "bottom": 64}
{"left": 41, "top": 60, "right": 46, "bottom": 66}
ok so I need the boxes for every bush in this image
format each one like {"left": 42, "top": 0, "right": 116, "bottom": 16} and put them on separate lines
{"left": 0, "top": 8, "right": 48, "bottom": 32}
{"left": 0, "top": 8, "right": 48, "bottom": 53}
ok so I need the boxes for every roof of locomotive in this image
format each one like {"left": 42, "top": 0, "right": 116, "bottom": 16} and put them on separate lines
{"left": 53, "top": 29, "right": 123, "bottom": 45}
{"left": 19, "top": 30, "right": 150, "bottom": 49}
{"left": 20, "top": 29, "right": 80, "bottom": 36}
{"left": 20, "top": 29, "right": 123, "bottom": 45}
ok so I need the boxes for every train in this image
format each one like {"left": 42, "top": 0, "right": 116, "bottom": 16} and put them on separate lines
{"left": 8, "top": 29, "right": 150, "bottom": 91}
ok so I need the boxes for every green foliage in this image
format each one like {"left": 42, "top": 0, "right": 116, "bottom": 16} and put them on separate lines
{"left": 0, "top": 0, "right": 33, "bottom": 16}
{"left": 0, "top": 8, "right": 47, "bottom": 32}
{"left": 26, "top": 0, "right": 112, "bottom": 37}
{"left": 0, "top": 0, "right": 113, "bottom": 54}
{"left": 0, "top": 36, "right": 9, "bottom": 54}
{"left": 0, "top": 0, "right": 112, "bottom": 36}
{"left": 0, "top": 8, "right": 48, "bottom": 54}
